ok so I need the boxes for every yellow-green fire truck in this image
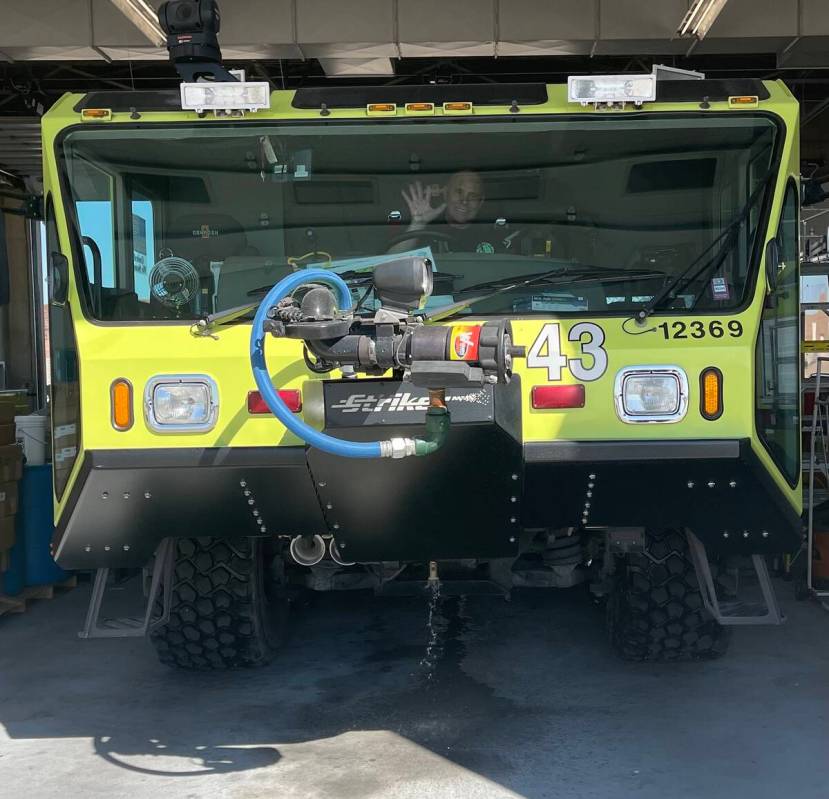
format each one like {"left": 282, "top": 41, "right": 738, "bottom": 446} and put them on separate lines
{"left": 40, "top": 3, "right": 802, "bottom": 668}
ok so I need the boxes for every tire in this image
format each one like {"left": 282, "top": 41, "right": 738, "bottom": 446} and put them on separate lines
{"left": 607, "top": 528, "right": 731, "bottom": 662}
{"left": 150, "top": 537, "right": 287, "bottom": 670}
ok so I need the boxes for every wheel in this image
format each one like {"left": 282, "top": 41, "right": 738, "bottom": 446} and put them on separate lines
{"left": 150, "top": 537, "right": 288, "bottom": 670}
{"left": 607, "top": 528, "right": 731, "bottom": 662}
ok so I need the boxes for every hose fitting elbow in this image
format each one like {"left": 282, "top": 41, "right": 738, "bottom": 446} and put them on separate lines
{"left": 378, "top": 391, "right": 451, "bottom": 459}
{"left": 414, "top": 405, "right": 450, "bottom": 457}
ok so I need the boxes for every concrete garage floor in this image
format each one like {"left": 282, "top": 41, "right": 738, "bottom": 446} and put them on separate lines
{"left": 0, "top": 577, "right": 828, "bottom": 799}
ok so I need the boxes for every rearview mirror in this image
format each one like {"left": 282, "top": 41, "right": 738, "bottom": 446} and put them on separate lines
{"left": 49, "top": 252, "right": 69, "bottom": 306}
{"left": 802, "top": 177, "right": 829, "bottom": 207}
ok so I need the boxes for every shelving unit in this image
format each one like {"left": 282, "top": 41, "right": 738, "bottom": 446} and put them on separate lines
{"left": 801, "top": 248, "right": 829, "bottom": 597}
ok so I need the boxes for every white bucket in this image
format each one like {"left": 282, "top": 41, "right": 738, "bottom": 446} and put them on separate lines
{"left": 15, "top": 414, "right": 49, "bottom": 466}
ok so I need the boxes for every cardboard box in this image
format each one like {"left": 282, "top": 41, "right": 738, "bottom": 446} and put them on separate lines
{"left": 0, "top": 445, "right": 23, "bottom": 483}
{"left": 0, "top": 424, "right": 15, "bottom": 445}
{"left": 0, "top": 398, "right": 17, "bottom": 426}
{"left": 0, "top": 515, "right": 15, "bottom": 553}
{"left": 0, "top": 482, "right": 18, "bottom": 517}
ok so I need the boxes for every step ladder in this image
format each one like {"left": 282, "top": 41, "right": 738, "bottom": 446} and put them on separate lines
{"left": 78, "top": 538, "right": 174, "bottom": 639}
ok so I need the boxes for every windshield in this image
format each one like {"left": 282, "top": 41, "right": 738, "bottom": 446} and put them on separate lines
{"left": 59, "top": 114, "right": 778, "bottom": 322}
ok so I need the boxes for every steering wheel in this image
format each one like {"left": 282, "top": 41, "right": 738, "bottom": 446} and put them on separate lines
{"left": 386, "top": 229, "right": 454, "bottom": 251}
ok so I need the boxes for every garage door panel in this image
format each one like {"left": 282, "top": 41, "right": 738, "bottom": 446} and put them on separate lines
{"left": 499, "top": 0, "right": 596, "bottom": 41}
{"left": 711, "top": 0, "right": 798, "bottom": 37}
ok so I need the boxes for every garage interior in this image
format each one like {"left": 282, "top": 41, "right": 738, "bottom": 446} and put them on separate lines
{"left": 2, "top": 2, "right": 829, "bottom": 797}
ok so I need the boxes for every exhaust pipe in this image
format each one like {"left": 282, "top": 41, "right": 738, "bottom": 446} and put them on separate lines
{"left": 329, "top": 538, "right": 355, "bottom": 567}
{"left": 289, "top": 534, "right": 326, "bottom": 567}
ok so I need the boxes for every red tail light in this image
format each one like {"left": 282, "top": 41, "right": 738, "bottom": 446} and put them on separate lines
{"left": 247, "top": 389, "right": 302, "bottom": 414}
{"left": 531, "top": 385, "right": 585, "bottom": 409}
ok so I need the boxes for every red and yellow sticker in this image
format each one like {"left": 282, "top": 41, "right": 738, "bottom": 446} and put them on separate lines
{"left": 449, "top": 325, "right": 482, "bottom": 361}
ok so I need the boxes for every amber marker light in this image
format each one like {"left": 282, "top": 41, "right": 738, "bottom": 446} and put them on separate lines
{"left": 728, "top": 96, "right": 759, "bottom": 108}
{"left": 111, "top": 379, "right": 134, "bottom": 431}
{"left": 443, "top": 101, "right": 473, "bottom": 114}
{"left": 700, "top": 367, "right": 723, "bottom": 420}
{"left": 366, "top": 103, "right": 397, "bottom": 116}
{"left": 81, "top": 108, "right": 113, "bottom": 121}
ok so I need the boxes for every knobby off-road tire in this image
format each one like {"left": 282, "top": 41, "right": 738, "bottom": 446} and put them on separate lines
{"left": 607, "top": 528, "right": 731, "bottom": 662}
{"left": 150, "top": 537, "right": 287, "bottom": 669}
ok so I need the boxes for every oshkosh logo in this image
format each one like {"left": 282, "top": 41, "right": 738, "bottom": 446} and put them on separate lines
{"left": 192, "top": 225, "right": 219, "bottom": 239}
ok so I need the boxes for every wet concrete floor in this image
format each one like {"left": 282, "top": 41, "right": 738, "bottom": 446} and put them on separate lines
{"left": 1, "top": 576, "right": 828, "bottom": 798}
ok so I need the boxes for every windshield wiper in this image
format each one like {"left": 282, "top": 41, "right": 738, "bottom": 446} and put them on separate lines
{"left": 634, "top": 171, "right": 774, "bottom": 324}
{"left": 192, "top": 301, "right": 259, "bottom": 336}
{"left": 457, "top": 263, "right": 650, "bottom": 296}
{"left": 421, "top": 266, "right": 664, "bottom": 323}
{"left": 195, "top": 263, "right": 663, "bottom": 331}
{"left": 194, "top": 270, "right": 374, "bottom": 336}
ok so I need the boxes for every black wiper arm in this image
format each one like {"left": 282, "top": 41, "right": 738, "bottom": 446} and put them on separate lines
{"left": 634, "top": 171, "right": 774, "bottom": 324}
{"left": 421, "top": 268, "right": 663, "bottom": 323}
{"left": 199, "top": 268, "right": 377, "bottom": 333}
{"left": 422, "top": 266, "right": 571, "bottom": 322}
{"left": 456, "top": 262, "right": 634, "bottom": 296}
{"left": 192, "top": 301, "right": 259, "bottom": 336}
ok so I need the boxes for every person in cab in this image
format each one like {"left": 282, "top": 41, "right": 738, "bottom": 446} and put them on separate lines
{"left": 392, "top": 170, "right": 502, "bottom": 254}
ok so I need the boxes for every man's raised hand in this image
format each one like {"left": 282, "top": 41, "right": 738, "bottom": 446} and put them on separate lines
{"left": 401, "top": 180, "right": 446, "bottom": 229}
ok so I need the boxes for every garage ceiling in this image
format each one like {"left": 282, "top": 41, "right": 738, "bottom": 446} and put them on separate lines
{"left": 0, "top": 0, "right": 828, "bottom": 69}
{"left": 2, "top": 0, "right": 829, "bottom": 181}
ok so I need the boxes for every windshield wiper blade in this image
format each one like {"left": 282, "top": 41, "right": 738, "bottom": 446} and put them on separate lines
{"left": 421, "top": 268, "right": 663, "bottom": 323}
{"left": 634, "top": 171, "right": 774, "bottom": 324}
{"left": 456, "top": 263, "right": 634, "bottom": 296}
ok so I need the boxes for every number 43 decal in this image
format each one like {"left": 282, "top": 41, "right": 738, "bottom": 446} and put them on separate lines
{"left": 526, "top": 323, "right": 608, "bottom": 382}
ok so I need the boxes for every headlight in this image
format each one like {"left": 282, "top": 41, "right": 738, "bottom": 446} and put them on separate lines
{"left": 145, "top": 375, "right": 218, "bottom": 433}
{"left": 614, "top": 366, "right": 688, "bottom": 423}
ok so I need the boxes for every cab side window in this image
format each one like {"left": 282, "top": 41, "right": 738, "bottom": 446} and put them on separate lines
{"left": 755, "top": 181, "right": 800, "bottom": 484}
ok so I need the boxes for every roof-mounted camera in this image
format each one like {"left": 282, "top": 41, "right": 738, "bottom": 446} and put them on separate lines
{"left": 157, "top": 0, "right": 236, "bottom": 83}
{"left": 158, "top": 0, "right": 270, "bottom": 115}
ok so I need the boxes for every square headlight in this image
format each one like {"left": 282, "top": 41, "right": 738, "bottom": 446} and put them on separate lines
{"left": 145, "top": 375, "right": 218, "bottom": 432}
{"left": 614, "top": 366, "right": 688, "bottom": 423}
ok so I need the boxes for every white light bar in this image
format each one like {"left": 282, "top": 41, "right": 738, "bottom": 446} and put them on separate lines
{"left": 568, "top": 74, "right": 656, "bottom": 106}
{"left": 180, "top": 81, "right": 271, "bottom": 114}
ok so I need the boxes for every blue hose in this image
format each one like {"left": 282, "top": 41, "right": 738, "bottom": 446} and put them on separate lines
{"left": 249, "top": 269, "right": 384, "bottom": 458}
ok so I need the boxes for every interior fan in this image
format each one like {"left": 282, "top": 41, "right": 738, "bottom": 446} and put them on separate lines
{"left": 149, "top": 256, "right": 200, "bottom": 310}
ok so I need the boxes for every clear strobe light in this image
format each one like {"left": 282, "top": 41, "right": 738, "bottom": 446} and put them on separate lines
{"left": 568, "top": 75, "right": 656, "bottom": 106}
{"left": 180, "top": 81, "right": 270, "bottom": 113}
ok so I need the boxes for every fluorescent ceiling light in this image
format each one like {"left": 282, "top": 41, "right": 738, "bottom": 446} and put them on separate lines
{"left": 677, "top": 0, "right": 729, "bottom": 40}
{"left": 109, "top": 0, "right": 166, "bottom": 47}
